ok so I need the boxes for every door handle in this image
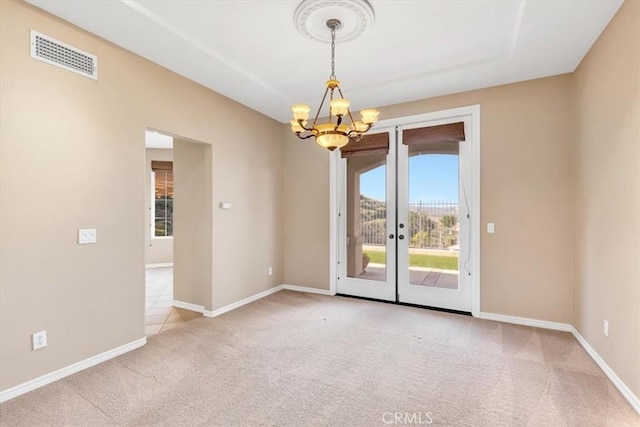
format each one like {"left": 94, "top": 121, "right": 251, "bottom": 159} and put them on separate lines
{"left": 398, "top": 235, "right": 405, "bottom": 240}
{"left": 389, "top": 234, "right": 395, "bottom": 239}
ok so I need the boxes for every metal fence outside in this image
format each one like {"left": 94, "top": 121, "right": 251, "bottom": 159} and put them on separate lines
{"left": 360, "top": 200, "right": 459, "bottom": 249}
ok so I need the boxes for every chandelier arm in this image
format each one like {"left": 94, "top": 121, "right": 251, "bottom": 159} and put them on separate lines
{"left": 295, "top": 133, "right": 317, "bottom": 140}
{"left": 346, "top": 109, "right": 357, "bottom": 127}
{"left": 297, "top": 119, "right": 314, "bottom": 132}
{"left": 346, "top": 122, "right": 373, "bottom": 139}
{"left": 329, "top": 88, "right": 334, "bottom": 123}
{"left": 313, "top": 86, "right": 331, "bottom": 125}
{"left": 346, "top": 130, "right": 364, "bottom": 142}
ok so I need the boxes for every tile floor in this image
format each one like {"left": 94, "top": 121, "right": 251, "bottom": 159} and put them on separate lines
{"left": 145, "top": 267, "right": 201, "bottom": 336}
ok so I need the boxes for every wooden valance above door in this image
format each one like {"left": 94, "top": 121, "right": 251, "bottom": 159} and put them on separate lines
{"left": 340, "top": 132, "right": 390, "bottom": 158}
{"left": 402, "top": 122, "right": 465, "bottom": 145}
{"left": 151, "top": 161, "right": 173, "bottom": 172}
{"left": 339, "top": 122, "right": 464, "bottom": 157}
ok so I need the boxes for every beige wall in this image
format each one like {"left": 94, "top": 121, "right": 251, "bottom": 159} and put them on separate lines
{"left": 173, "top": 140, "right": 213, "bottom": 308}
{"left": 0, "top": 0, "right": 283, "bottom": 391}
{"left": 145, "top": 148, "right": 173, "bottom": 265}
{"left": 282, "top": 133, "right": 332, "bottom": 289}
{"left": 573, "top": 0, "right": 640, "bottom": 398}
{"left": 284, "top": 75, "right": 575, "bottom": 324}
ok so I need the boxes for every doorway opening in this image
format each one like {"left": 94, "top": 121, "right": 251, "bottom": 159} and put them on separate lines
{"left": 144, "top": 130, "right": 175, "bottom": 335}
{"left": 144, "top": 130, "right": 204, "bottom": 335}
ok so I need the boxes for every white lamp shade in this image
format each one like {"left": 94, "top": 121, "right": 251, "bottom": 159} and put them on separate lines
{"left": 290, "top": 120, "right": 305, "bottom": 133}
{"left": 330, "top": 98, "right": 350, "bottom": 117}
{"left": 292, "top": 104, "right": 311, "bottom": 121}
{"left": 360, "top": 108, "right": 380, "bottom": 125}
{"left": 351, "top": 121, "right": 368, "bottom": 133}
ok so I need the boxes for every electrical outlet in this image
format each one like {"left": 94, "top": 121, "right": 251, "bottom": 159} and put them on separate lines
{"left": 32, "top": 330, "right": 47, "bottom": 350}
{"left": 268, "top": 267, "right": 273, "bottom": 276}
{"left": 604, "top": 320, "right": 609, "bottom": 337}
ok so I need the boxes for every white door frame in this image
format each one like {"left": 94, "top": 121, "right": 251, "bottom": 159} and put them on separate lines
{"left": 329, "top": 104, "right": 481, "bottom": 317}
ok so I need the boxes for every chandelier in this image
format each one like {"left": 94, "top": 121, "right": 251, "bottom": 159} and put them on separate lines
{"left": 290, "top": 18, "right": 379, "bottom": 151}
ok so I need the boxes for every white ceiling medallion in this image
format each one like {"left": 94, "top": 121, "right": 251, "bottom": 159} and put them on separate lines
{"left": 294, "top": 0, "right": 375, "bottom": 43}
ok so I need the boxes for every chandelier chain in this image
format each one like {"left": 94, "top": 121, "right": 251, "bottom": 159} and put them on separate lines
{"left": 330, "top": 27, "right": 336, "bottom": 80}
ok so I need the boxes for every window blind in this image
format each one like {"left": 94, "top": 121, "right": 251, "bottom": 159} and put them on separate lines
{"left": 340, "top": 132, "right": 390, "bottom": 158}
{"left": 402, "top": 122, "right": 465, "bottom": 145}
{"left": 151, "top": 161, "right": 173, "bottom": 172}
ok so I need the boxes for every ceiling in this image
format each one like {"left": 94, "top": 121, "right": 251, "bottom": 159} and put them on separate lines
{"left": 145, "top": 130, "right": 173, "bottom": 150}
{"left": 27, "top": 0, "right": 622, "bottom": 123}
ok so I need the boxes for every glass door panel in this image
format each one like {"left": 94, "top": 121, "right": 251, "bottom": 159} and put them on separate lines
{"left": 407, "top": 147, "right": 460, "bottom": 290}
{"left": 347, "top": 153, "right": 387, "bottom": 282}
{"left": 337, "top": 130, "right": 396, "bottom": 302}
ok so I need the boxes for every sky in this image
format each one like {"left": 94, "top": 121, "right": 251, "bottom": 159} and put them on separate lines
{"left": 360, "top": 154, "right": 458, "bottom": 202}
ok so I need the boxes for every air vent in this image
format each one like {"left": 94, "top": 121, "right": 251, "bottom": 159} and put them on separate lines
{"left": 30, "top": 30, "right": 98, "bottom": 80}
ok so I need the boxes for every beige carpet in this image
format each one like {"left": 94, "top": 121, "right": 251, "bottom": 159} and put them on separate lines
{"left": 1, "top": 291, "right": 638, "bottom": 426}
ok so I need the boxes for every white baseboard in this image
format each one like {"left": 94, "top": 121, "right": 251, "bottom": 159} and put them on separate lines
{"left": 571, "top": 327, "right": 640, "bottom": 413}
{"left": 281, "top": 284, "right": 332, "bottom": 295}
{"left": 145, "top": 263, "right": 173, "bottom": 269}
{"left": 172, "top": 300, "right": 205, "bottom": 313}
{"left": 203, "top": 286, "right": 284, "bottom": 318}
{"left": 0, "top": 337, "right": 147, "bottom": 403}
{"left": 201, "top": 284, "right": 332, "bottom": 318}
{"left": 478, "top": 312, "right": 573, "bottom": 332}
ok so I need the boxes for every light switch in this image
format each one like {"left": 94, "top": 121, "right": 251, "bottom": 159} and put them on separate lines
{"left": 219, "top": 202, "right": 232, "bottom": 210}
{"left": 78, "top": 228, "right": 97, "bottom": 244}
{"left": 487, "top": 223, "right": 495, "bottom": 234}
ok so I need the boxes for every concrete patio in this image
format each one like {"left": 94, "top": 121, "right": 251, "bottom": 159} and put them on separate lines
{"left": 358, "top": 264, "right": 459, "bottom": 289}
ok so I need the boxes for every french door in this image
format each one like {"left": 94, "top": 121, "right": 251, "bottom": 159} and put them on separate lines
{"left": 337, "top": 128, "right": 397, "bottom": 302}
{"left": 337, "top": 118, "right": 474, "bottom": 313}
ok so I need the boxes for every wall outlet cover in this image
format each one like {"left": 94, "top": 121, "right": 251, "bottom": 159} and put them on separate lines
{"left": 32, "top": 330, "right": 47, "bottom": 350}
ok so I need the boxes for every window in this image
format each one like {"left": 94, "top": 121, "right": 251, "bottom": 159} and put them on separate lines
{"left": 151, "top": 161, "right": 173, "bottom": 238}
